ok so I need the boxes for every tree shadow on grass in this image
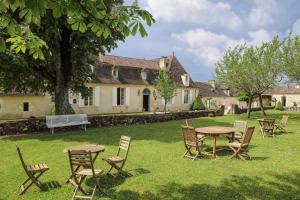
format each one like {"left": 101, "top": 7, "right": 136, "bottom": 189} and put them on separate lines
{"left": 2, "top": 118, "right": 234, "bottom": 145}
{"left": 105, "top": 172, "right": 300, "bottom": 200}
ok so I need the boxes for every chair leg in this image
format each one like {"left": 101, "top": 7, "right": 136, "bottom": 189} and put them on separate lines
{"left": 20, "top": 171, "right": 45, "bottom": 195}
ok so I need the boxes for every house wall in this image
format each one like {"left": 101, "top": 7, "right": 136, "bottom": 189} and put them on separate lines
{"left": 202, "top": 97, "right": 248, "bottom": 109}
{"left": 0, "top": 95, "right": 53, "bottom": 119}
{"left": 271, "top": 94, "right": 300, "bottom": 106}
{"left": 0, "top": 84, "right": 198, "bottom": 119}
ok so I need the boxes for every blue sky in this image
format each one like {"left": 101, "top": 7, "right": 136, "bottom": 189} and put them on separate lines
{"left": 112, "top": 0, "right": 300, "bottom": 82}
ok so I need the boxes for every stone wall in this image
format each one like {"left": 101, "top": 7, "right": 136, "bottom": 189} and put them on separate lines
{"left": 0, "top": 108, "right": 224, "bottom": 136}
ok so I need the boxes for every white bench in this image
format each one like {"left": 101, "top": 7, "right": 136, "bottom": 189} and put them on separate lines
{"left": 46, "top": 114, "right": 91, "bottom": 134}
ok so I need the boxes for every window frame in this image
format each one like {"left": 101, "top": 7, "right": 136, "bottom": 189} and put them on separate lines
{"left": 84, "top": 88, "right": 94, "bottom": 106}
{"left": 184, "top": 90, "right": 190, "bottom": 104}
{"left": 117, "top": 87, "right": 126, "bottom": 106}
{"left": 23, "top": 102, "right": 30, "bottom": 112}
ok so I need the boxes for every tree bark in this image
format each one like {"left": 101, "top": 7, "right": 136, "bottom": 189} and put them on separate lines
{"left": 246, "top": 97, "right": 253, "bottom": 118}
{"left": 258, "top": 93, "right": 266, "bottom": 116}
{"left": 54, "top": 27, "right": 73, "bottom": 115}
{"left": 164, "top": 101, "right": 167, "bottom": 114}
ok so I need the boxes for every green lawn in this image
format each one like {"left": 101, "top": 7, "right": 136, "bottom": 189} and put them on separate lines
{"left": 1, "top": 110, "right": 300, "bottom": 200}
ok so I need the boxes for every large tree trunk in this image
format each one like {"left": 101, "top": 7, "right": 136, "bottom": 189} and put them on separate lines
{"left": 258, "top": 94, "right": 266, "bottom": 116}
{"left": 54, "top": 27, "right": 73, "bottom": 115}
{"left": 246, "top": 97, "right": 253, "bottom": 118}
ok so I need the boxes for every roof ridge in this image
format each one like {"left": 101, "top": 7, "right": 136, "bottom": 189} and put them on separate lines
{"left": 104, "top": 54, "right": 166, "bottom": 62}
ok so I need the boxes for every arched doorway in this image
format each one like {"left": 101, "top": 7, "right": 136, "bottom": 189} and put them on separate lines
{"left": 281, "top": 96, "right": 286, "bottom": 107}
{"left": 143, "top": 89, "right": 151, "bottom": 112}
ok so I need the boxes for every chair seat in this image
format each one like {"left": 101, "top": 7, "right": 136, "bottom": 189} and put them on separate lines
{"left": 76, "top": 168, "right": 103, "bottom": 176}
{"left": 26, "top": 163, "right": 49, "bottom": 172}
{"left": 197, "top": 134, "right": 206, "bottom": 139}
{"left": 228, "top": 142, "right": 243, "bottom": 148}
{"left": 103, "top": 156, "right": 124, "bottom": 163}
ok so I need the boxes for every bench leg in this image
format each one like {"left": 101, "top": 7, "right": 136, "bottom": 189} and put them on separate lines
{"left": 51, "top": 128, "right": 54, "bottom": 134}
{"left": 84, "top": 124, "right": 87, "bottom": 131}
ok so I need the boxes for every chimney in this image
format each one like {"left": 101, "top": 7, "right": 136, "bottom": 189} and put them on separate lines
{"left": 159, "top": 57, "right": 167, "bottom": 69}
{"left": 208, "top": 80, "right": 216, "bottom": 89}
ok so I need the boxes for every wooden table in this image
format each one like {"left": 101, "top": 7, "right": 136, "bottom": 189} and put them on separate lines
{"left": 63, "top": 144, "right": 105, "bottom": 186}
{"left": 195, "top": 126, "right": 237, "bottom": 158}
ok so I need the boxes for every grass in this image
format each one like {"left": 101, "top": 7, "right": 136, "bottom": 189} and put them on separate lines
{"left": 1, "top": 110, "right": 300, "bottom": 200}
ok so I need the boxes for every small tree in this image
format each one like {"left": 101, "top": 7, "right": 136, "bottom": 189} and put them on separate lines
{"left": 154, "top": 69, "right": 176, "bottom": 113}
{"left": 275, "top": 101, "right": 284, "bottom": 110}
{"left": 192, "top": 96, "right": 205, "bottom": 110}
{"left": 216, "top": 37, "right": 282, "bottom": 118}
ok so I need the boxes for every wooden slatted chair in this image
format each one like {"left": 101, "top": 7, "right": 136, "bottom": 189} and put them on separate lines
{"left": 16, "top": 145, "right": 49, "bottom": 195}
{"left": 227, "top": 127, "right": 255, "bottom": 160}
{"left": 102, "top": 136, "right": 131, "bottom": 178}
{"left": 226, "top": 120, "right": 248, "bottom": 142}
{"left": 185, "top": 119, "right": 207, "bottom": 142}
{"left": 275, "top": 115, "right": 289, "bottom": 133}
{"left": 68, "top": 149, "right": 104, "bottom": 200}
{"left": 259, "top": 118, "right": 275, "bottom": 137}
{"left": 181, "top": 125, "right": 206, "bottom": 160}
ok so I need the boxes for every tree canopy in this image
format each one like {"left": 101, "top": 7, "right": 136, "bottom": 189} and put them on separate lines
{"left": 0, "top": 0, "right": 155, "bottom": 114}
{"left": 215, "top": 37, "right": 282, "bottom": 118}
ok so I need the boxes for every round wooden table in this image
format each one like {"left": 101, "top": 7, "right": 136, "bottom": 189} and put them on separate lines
{"left": 195, "top": 126, "right": 237, "bottom": 158}
{"left": 63, "top": 144, "right": 105, "bottom": 185}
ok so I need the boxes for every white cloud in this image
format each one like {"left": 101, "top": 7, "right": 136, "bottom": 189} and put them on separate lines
{"left": 172, "top": 28, "right": 273, "bottom": 67}
{"left": 292, "top": 19, "right": 300, "bottom": 35}
{"left": 247, "top": 0, "right": 277, "bottom": 27}
{"left": 248, "top": 8, "right": 273, "bottom": 27}
{"left": 143, "top": 0, "right": 241, "bottom": 29}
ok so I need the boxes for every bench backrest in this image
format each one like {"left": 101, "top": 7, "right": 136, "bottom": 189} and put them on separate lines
{"left": 46, "top": 114, "right": 88, "bottom": 127}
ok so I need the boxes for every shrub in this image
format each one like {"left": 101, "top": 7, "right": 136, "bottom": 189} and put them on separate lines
{"left": 262, "top": 99, "right": 271, "bottom": 107}
{"left": 293, "top": 102, "right": 298, "bottom": 107}
{"left": 275, "top": 101, "right": 284, "bottom": 111}
{"left": 192, "top": 96, "right": 206, "bottom": 110}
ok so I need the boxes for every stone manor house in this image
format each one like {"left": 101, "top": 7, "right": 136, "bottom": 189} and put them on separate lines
{"left": 0, "top": 54, "right": 202, "bottom": 119}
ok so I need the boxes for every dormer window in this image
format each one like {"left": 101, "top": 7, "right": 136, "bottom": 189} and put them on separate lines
{"left": 141, "top": 71, "right": 147, "bottom": 81}
{"left": 181, "top": 74, "right": 190, "bottom": 87}
{"left": 112, "top": 68, "right": 118, "bottom": 78}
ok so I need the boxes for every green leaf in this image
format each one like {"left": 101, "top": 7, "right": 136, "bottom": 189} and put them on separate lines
{"left": 33, "top": 52, "right": 39, "bottom": 60}
{"left": 138, "top": 23, "right": 147, "bottom": 37}
{"left": 53, "top": 7, "right": 62, "bottom": 18}
{"left": 131, "top": 23, "right": 138, "bottom": 36}
{"left": 71, "top": 22, "right": 79, "bottom": 30}
{"left": 21, "top": 46, "right": 26, "bottom": 53}
{"left": 79, "top": 22, "right": 87, "bottom": 33}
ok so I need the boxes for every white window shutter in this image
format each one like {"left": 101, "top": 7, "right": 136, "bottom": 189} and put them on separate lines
{"left": 189, "top": 90, "right": 193, "bottom": 104}
{"left": 182, "top": 89, "right": 185, "bottom": 104}
{"left": 78, "top": 93, "right": 84, "bottom": 107}
{"left": 94, "top": 87, "right": 100, "bottom": 106}
{"left": 126, "top": 87, "right": 130, "bottom": 106}
{"left": 112, "top": 87, "right": 117, "bottom": 106}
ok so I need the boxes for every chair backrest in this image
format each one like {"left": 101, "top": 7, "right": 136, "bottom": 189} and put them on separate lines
{"left": 281, "top": 115, "right": 289, "bottom": 125}
{"left": 117, "top": 136, "right": 131, "bottom": 160}
{"left": 241, "top": 127, "right": 255, "bottom": 146}
{"left": 16, "top": 145, "right": 28, "bottom": 172}
{"left": 260, "top": 118, "right": 275, "bottom": 130}
{"left": 234, "top": 120, "right": 248, "bottom": 133}
{"left": 185, "top": 119, "right": 194, "bottom": 127}
{"left": 181, "top": 125, "right": 197, "bottom": 146}
{"left": 68, "top": 150, "right": 95, "bottom": 176}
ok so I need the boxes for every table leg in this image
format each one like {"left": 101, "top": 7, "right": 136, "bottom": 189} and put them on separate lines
{"left": 212, "top": 136, "right": 217, "bottom": 158}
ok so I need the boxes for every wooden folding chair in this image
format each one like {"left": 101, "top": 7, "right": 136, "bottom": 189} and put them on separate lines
{"left": 227, "top": 120, "right": 248, "bottom": 142}
{"left": 16, "top": 145, "right": 49, "bottom": 195}
{"left": 102, "top": 136, "right": 131, "bottom": 178}
{"left": 68, "top": 149, "right": 104, "bottom": 200}
{"left": 227, "top": 127, "right": 255, "bottom": 160}
{"left": 185, "top": 119, "right": 194, "bottom": 127}
{"left": 185, "top": 119, "right": 207, "bottom": 142}
{"left": 181, "top": 125, "right": 206, "bottom": 160}
{"left": 275, "top": 115, "right": 289, "bottom": 133}
{"left": 259, "top": 118, "right": 275, "bottom": 137}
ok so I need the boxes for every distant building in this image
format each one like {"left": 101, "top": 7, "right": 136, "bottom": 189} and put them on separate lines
{"left": 194, "top": 80, "right": 248, "bottom": 110}
{"left": 263, "top": 84, "right": 300, "bottom": 107}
